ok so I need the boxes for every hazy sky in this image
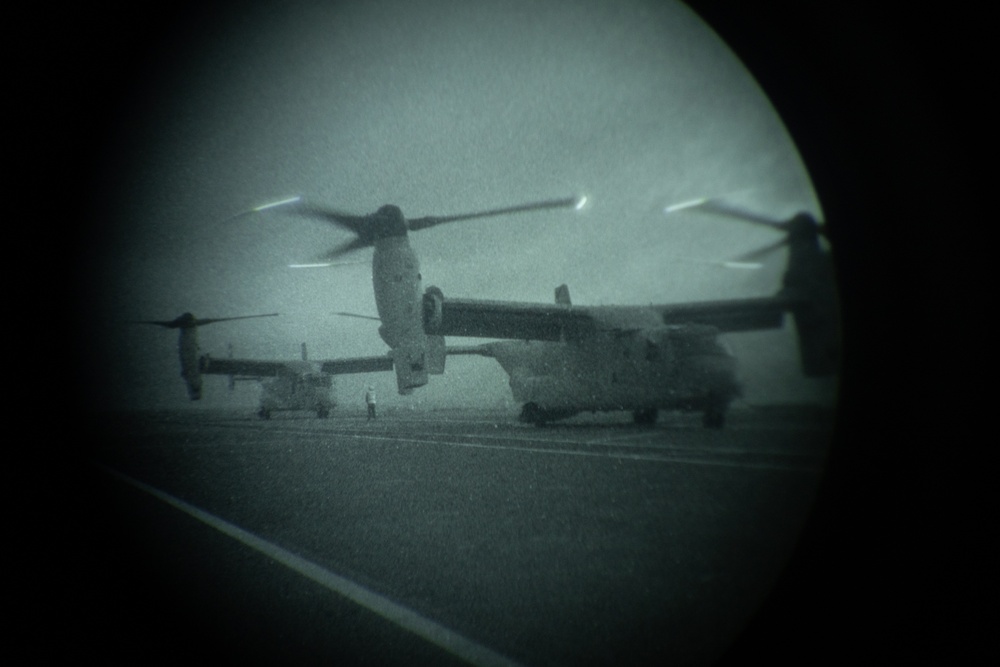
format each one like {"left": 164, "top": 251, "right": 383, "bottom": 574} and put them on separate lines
{"left": 90, "top": 0, "right": 835, "bottom": 412}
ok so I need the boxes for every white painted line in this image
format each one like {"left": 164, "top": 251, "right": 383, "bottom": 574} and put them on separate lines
{"left": 99, "top": 466, "right": 524, "bottom": 667}
{"left": 127, "top": 422, "right": 822, "bottom": 471}
{"left": 311, "top": 433, "right": 815, "bottom": 471}
{"left": 267, "top": 425, "right": 822, "bottom": 465}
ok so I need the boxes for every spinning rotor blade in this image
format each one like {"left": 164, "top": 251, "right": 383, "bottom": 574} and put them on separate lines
{"left": 194, "top": 313, "right": 280, "bottom": 327}
{"left": 704, "top": 200, "right": 790, "bottom": 230}
{"left": 268, "top": 200, "right": 378, "bottom": 260}
{"left": 666, "top": 196, "right": 828, "bottom": 263}
{"left": 671, "top": 198, "right": 828, "bottom": 237}
{"left": 288, "top": 259, "right": 368, "bottom": 268}
{"left": 293, "top": 203, "right": 375, "bottom": 238}
{"left": 406, "top": 196, "right": 583, "bottom": 232}
{"left": 317, "top": 236, "right": 376, "bottom": 261}
{"left": 135, "top": 319, "right": 190, "bottom": 329}
{"left": 663, "top": 255, "right": 763, "bottom": 270}
{"left": 729, "top": 237, "right": 790, "bottom": 263}
{"left": 239, "top": 197, "right": 374, "bottom": 240}
{"left": 221, "top": 196, "right": 303, "bottom": 223}
{"left": 334, "top": 312, "right": 382, "bottom": 322}
{"left": 282, "top": 195, "right": 582, "bottom": 259}
{"left": 134, "top": 313, "right": 279, "bottom": 329}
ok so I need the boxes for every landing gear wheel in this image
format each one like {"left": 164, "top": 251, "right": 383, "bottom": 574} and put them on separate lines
{"left": 317, "top": 407, "right": 330, "bottom": 418}
{"left": 520, "top": 403, "right": 547, "bottom": 427}
{"left": 258, "top": 408, "right": 271, "bottom": 420}
{"left": 702, "top": 401, "right": 725, "bottom": 428}
{"left": 632, "top": 409, "right": 658, "bottom": 425}
{"left": 702, "top": 408, "right": 724, "bottom": 428}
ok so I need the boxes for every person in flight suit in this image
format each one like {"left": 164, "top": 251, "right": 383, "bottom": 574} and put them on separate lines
{"left": 365, "top": 386, "right": 377, "bottom": 421}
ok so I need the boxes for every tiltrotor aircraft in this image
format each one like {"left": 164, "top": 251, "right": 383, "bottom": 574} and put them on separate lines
{"left": 137, "top": 312, "right": 394, "bottom": 418}
{"left": 429, "top": 199, "right": 838, "bottom": 426}
{"left": 135, "top": 312, "right": 280, "bottom": 401}
{"left": 266, "top": 193, "right": 836, "bottom": 427}
{"left": 274, "top": 195, "right": 583, "bottom": 394}
{"left": 203, "top": 342, "right": 336, "bottom": 419}
{"left": 143, "top": 198, "right": 586, "bottom": 410}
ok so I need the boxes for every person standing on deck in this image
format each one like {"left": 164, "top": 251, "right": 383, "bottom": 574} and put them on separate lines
{"left": 365, "top": 386, "right": 377, "bottom": 421}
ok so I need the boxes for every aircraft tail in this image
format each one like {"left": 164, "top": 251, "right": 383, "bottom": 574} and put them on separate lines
{"left": 555, "top": 284, "right": 571, "bottom": 305}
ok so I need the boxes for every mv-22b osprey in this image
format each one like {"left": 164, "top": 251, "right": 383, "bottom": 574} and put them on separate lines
{"left": 430, "top": 201, "right": 839, "bottom": 427}
{"left": 281, "top": 196, "right": 584, "bottom": 394}
{"left": 137, "top": 312, "right": 394, "bottom": 418}
{"left": 203, "top": 341, "right": 341, "bottom": 419}
{"left": 272, "top": 194, "right": 837, "bottom": 427}
{"left": 138, "top": 197, "right": 576, "bottom": 412}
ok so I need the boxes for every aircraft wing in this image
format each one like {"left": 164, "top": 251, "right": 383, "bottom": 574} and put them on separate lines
{"left": 424, "top": 297, "right": 597, "bottom": 341}
{"left": 424, "top": 292, "right": 799, "bottom": 341}
{"left": 319, "top": 356, "right": 395, "bottom": 375}
{"left": 444, "top": 344, "right": 496, "bottom": 356}
{"left": 200, "top": 357, "right": 292, "bottom": 378}
{"left": 201, "top": 355, "right": 395, "bottom": 377}
{"left": 653, "top": 296, "right": 795, "bottom": 332}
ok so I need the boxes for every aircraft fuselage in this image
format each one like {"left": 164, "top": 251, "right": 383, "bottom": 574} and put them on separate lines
{"left": 483, "top": 324, "right": 741, "bottom": 424}
{"left": 258, "top": 370, "right": 335, "bottom": 419}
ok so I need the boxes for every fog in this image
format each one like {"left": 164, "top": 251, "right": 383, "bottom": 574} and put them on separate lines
{"left": 88, "top": 0, "right": 836, "bottom": 412}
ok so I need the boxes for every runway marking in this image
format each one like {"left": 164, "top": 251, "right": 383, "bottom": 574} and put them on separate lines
{"left": 99, "top": 465, "right": 524, "bottom": 667}
{"left": 112, "top": 419, "right": 825, "bottom": 472}
{"left": 303, "top": 432, "right": 819, "bottom": 472}
{"left": 136, "top": 421, "right": 821, "bottom": 472}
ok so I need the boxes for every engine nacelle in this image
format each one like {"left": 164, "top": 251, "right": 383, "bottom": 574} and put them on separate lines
{"left": 422, "top": 285, "right": 445, "bottom": 334}
{"left": 143, "top": 311, "right": 277, "bottom": 401}
{"left": 426, "top": 334, "right": 446, "bottom": 374}
{"left": 390, "top": 344, "right": 430, "bottom": 393}
{"left": 178, "top": 327, "right": 203, "bottom": 400}
{"left": 790, "top": 303, "right": 840, "bottom": 377}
